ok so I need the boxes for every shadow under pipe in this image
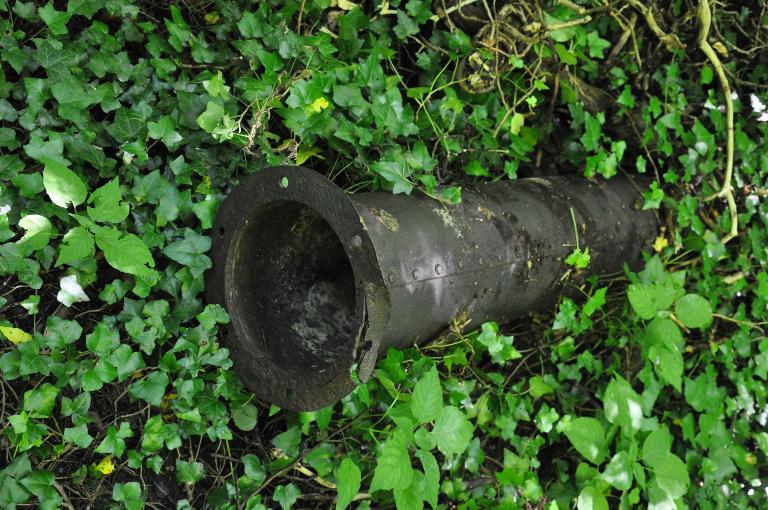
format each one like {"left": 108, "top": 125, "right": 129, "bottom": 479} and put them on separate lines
{"left": 206, "top": 166, "right": 657, "bottom": 411}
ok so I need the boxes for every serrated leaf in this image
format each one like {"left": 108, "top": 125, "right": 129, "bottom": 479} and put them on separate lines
{"left": 431, "top": 406, "right": 473, "bottom": 456}
{"left": 42, "top": 159, "right": 87, "bottom": 208}
{"left": 411, "top": 367, "right": 442, "bottom": 423}
{"left": 627, "top": 283, "right": 676, "bottom": 320}
{"left": 56, "top": 227, "right": 95, "bottom": 266}
{"left": 602, "top": 451, "right": 633, "bottom": 490}
{"left": 335, "top": 457, "right": 361, "bottom": 510}
{"left": 564, "top": 417, "right": 608, "bottom": 465}
{"left": 370, "top": 438, "right": 413, "bottom": 492}
{"left": 649, "top": 452, "right": 690, "bottom": 499}
{"left": 603, "top": 376, "right": 643, "bottom": 436}
{"left": 94, "top": 227, "right": 155, "bottom": 277}
{"left": 416, "top": 449, "right": 439, "bottom": 509}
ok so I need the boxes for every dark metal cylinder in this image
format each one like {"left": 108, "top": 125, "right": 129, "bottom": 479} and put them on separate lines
{"left": 207, "top": 166, "right": 656, "bottom": 410}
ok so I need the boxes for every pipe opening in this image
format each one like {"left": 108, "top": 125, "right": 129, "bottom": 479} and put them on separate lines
{"left": 234, "top": 201, "right": 357, "bottom": 379}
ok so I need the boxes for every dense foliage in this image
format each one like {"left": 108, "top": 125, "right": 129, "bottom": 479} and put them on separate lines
{"left": 0, "top": 0, "right": 767, "bottom": 508}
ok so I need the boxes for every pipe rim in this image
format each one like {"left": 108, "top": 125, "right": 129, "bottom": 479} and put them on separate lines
{"left": 207, "top": 166, "right": 389, "bottom": 410}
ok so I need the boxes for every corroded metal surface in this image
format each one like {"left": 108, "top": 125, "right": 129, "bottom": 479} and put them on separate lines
{"left": 207, "top": 166, "right": 657, "bottom": 410}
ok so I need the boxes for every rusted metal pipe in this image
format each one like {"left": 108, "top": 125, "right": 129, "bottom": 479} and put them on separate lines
{"left": 206, "top": 166, "right": 656, "bottom": 410}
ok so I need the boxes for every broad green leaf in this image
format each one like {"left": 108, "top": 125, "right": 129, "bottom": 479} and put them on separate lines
{"left": 602, "top": 451, "right": 633, "bottom": 491}
{"left": 21, "top": 471, "right": 62, "bottom": 509}
{"left": 273, "top": 483, "right": 300, "bottom": 510}
{"left": 411, "top": 367, "right": 442, "bottom": 423}
{"left": 642, "top": 426, "right": 673, "bottom": 468}
{"left": 56, "top": 227, "right": 95, "bottom": 266}
{"left": 23, "top": 383, "right": 59, "bottom": 418}
{"left": 232, "top": 403, "right": 258, "bottom": 431}
{"left": 576, "top": 486, "right": 608, "bottom": 510}
{"left": 394, "top": 480, "right": 423, "bottom": 510}
{"left": 603, "top": 376, "right": 643, "bottom": 436}
{"left": 416, "top": 449, "right": 439, "bottom": 509}
{"left": 38, "top": 3, "right": 72, "bottom": 35}
{"left": 648, "top": 343, "right": 683, "bottom": 391}
{"left": 42, "top": 159, "right": 87, "bottom": 208}
{"left": 94, "top": 227, "right": 155, "bottom": 277}
{"left": 675, "top": 293, "right": 712, "bottom": 328}
{"left": 129, "top": 371, "right": 169, "bottom": 406}
{"left": 162, "top": 228, "right": 212, "bottom": 277}
{"left": 335, "top": 457, "right": 361, "bottom": 510}
{"left": 529, "top": 375, "right": 555, "bottom": 398}
{"left": 627, "top": 283, "right": 676, "bottom": 320}
{"left": 564, "top": 417, "right": 608, "bottom": 465}
{"left": 370, "top": 438, "right": 413, "bottom": 492}
{"left": 431, "top": 406, "right": 473, "bottom": 456}
{"left": 649, "top": 452, "right": 690, "bottom": 499}
{"left": 63, "top": 423, "right": 93, "bottom": 448}
{"left": 18, "top": 215, "right": 53, "bottom": 251}
{"left": 87, "top": 178, "right": 130, "bottom": 223}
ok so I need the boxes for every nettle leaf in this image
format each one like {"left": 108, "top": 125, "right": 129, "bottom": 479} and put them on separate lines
{"left": 627, "top": 283, "right": 676, "bottom": 320}
{"left": 370, "top": 436, "right": 413, "bottom": 492}
{"left": 94, "top": 226, "right": 155, "bottom": 277}
{"left": 431, "top": 406, "right": 473, "bottom": 456}
{"left": 577, "top": 486, "right": 608, "bottom": 510}
{"left": 416, "top": 449, "right": 439, "bottom": 509}
{"left": 564, "top": 417, "right": 608, "bottom": 465}
{"left": 644, "top": 318, "right": 684, "bottom": 390}
{"left": 42, "top": 159, "right": 88, "bottom": 208}
{"left": 87, "top": 178, "right": 130, "bottom": 223}
{"left": 648, "top": 452, "right": 690, "bottom": 499}
{"left": 603, "top": 376, "right": 643, "bottom": 436}
{"left": 335, "top": 457, "right": 361, "bottom": 510}
{"left": 602, "top": 451, "right": 633, "bottom": 491}
{"left": 411, "top": 367, "right": 442, "bottom": 423}
{"left": 56, "top": 227, "right": 95, "bottom": 266}
{"left": 674, "top": 293, "right": 712, "bottom": 328}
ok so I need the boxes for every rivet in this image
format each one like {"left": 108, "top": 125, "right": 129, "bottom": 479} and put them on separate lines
{"left": 412, "top": 269, "right": 421, "bottom": 280}
{"left": 435, "top": 264, "right": 443, "bottom": 275}
{"left": 388, "top": 273, "right": 396, "bottom": 284}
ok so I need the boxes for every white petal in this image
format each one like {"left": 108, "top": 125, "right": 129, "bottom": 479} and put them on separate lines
{"left": 750, "top": 94, "right": 766, "bottom": 113}
{"left": 758, "top": 112, "right": 768, "bottom": 122}
{"left": 57, "top": 275, "right": 89, "bottom": 307}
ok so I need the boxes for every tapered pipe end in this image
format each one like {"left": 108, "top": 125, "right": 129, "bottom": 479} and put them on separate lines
{"left": 207, "top": 166, "right": 389, "bottom": 411}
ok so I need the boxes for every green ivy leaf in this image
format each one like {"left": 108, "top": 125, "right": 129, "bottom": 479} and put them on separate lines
{"left": 232, "top": 403, "right": 258, "bottom": 432}
{"left": 23, "top": 383, "right": 59, "bottom": 418}
{"left": 129, "top": 371, "right": 169, "bottom": 406}
{"left": 87, "top": 178, "right": 130, "bottom": 223}
{"left": 63, "top": 423, "right": 93, "bottom": 448}
{"left": 176, "top": 459, "right": 205, "bottom": 484}
{"left": 273, "top": 483, "right": 300, "bottom": 510}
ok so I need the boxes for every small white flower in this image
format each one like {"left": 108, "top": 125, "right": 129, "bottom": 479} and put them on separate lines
{"left": 0, "top": 204, "right": 10, "bottom": 215}
{"left": 758, "top": 112, "right": 768, "bottom": 122}
{"left": 57, "top": 275, "right": 89, "bottom": 307}
{"left": 731, "top": 91, "right": 739, "bottom": 101}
